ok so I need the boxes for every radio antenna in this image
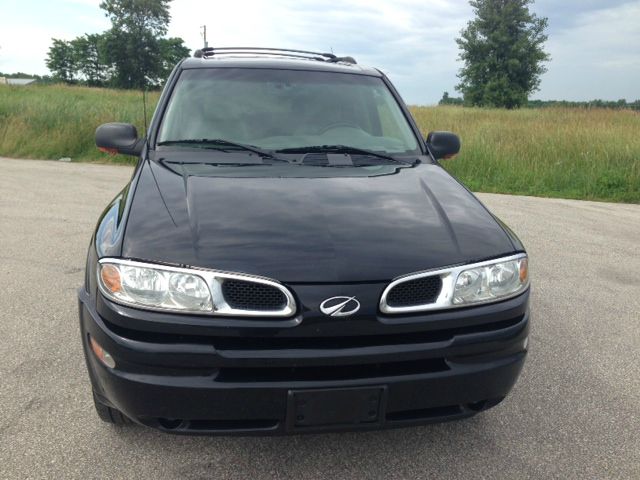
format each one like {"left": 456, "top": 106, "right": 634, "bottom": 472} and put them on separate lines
{"left": 201, "top": 25, "right": 208, "bottom": 48}
{"left": 142, "top": 85, "right": 148, "bottom": 138}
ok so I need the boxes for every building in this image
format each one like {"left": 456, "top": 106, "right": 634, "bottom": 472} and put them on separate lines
{"left": 0, "top": 77, "right": 36, "bottom": 86}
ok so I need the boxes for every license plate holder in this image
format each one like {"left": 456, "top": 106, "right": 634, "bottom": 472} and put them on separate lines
{"left": 286, "top": 386, "right": 386, "bottom": 431}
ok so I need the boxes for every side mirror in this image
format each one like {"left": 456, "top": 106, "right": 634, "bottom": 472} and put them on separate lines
{"left": 426, "top": 131, "right": 461, "bottom": 160}
{"left": 95, "top": 123, "right": 143, "bottom": 156}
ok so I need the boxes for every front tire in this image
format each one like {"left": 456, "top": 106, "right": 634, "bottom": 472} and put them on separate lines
{"left": 93, "top": 391, "right": 132, "bottom": 425}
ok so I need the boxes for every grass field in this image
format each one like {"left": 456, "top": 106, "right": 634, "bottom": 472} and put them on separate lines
{"left": 411, "top": 106, "right": 640, "bottom": 203}
{"left": 0, "top": 84, "right": 160, "bottom": 163}
{"left": 1, "top": 83, "right": 638, "bottom": 202}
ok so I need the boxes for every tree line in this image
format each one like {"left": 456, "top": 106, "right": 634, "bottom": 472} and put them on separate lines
{"left": 45, "top": 0, "right": 189, "bottom": 89}
{"left": 439, "top": 92, "right": 640, "bottom": 110}
{"left": 33, "top": 0, "right": 631, "bottom": 110}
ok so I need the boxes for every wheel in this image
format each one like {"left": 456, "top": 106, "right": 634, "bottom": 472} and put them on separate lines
{"left": 92, "top": 391, "right": 132, "bottom": 425}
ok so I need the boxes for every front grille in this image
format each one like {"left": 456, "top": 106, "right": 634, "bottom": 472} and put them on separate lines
{"left": 221, "top": 279, "right": 287, "bottom": 311}
{"left": 385, "top": 275, "right": 443, "bottom": 307}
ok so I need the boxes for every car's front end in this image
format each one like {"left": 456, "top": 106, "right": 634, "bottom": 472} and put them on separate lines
{"left": 80, "top": 255, "right": 529, "bottom": 434}
{"left": 80, "top": 50, "right": 530, "bottom": 434}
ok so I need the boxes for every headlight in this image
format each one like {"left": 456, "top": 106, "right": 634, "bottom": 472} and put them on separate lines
{"left": 453, "top": 256, "right": 528, "bottom": 305}
{"left": 97, "top": 258, "right": 296, "bottom": 317}
{"left": 380, "top": 254, "right": 529, "bottom": 314}
{"left": 99, "top": 261, "right": 213, "bottom": 312}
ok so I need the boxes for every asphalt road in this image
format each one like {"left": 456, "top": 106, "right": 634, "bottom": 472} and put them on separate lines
{"left": 1, "top": 157, "right": 638, "bottom": 480}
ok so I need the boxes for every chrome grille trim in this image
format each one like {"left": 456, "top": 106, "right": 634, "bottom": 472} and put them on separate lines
{"left": 379, "top": 253, "right": 528, "bottom": 314}
{"left": 98, "top": 258, "right": 296, "bottom": 317}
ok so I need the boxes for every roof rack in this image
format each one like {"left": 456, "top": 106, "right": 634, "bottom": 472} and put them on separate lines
{"left": 193, "top": 47, "right": 357, "bottom": 65}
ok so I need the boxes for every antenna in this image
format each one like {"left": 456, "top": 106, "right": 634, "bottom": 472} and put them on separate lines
{"left": 200, "top": 25, "right": 208, "bottom": 48}
{"left": 142, "top": 87, "right": 148, "bottom": 138}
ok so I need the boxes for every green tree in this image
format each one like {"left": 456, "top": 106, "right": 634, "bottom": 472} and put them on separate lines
{"left": 456, "top": 0, "right": 549, "bottom": 108}
{"left": 100, "top": 0, "right": 173, "bottom": 88}
{"left": 44, "top": 0, "right": 187, "bottom": 88}
{"left": 158, "top": 37, "right": 190, "bottom": 80}
{"left": 46, "top": 39, "right": 77, "bottom": 82}
{"left": 72, "top": 34, "right": 109, "bottom": 86}
{"left": 439, "top": 91, "right": 464, "bottom": 106}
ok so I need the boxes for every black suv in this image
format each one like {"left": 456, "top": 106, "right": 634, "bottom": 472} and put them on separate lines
{"left": 79, "top": 47, "right": 530, "bottom": 435}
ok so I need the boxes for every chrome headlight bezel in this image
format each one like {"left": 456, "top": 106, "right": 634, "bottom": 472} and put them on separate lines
{"left": 379, "top": 253, "right": 529, "bottom": 314}
{"left": 97, "top": 258, "right": 297, "bottom": 317}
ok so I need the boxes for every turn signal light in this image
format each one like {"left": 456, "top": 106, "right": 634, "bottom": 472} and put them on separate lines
{"left": 89, "top": 336, "right": 116, "bottom": 368}
{"left": 519, "top": 257, "right": 529, "bottom": 283}
{"left": 100, "top": 264, "right": 122, "bottom": 293}
{"left": 98, "top": 146, "right": 118, "bottom": 155}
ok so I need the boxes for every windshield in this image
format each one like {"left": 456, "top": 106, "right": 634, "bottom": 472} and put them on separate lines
{"left": 157, "top": 68, "right": 420, "bottom": 156}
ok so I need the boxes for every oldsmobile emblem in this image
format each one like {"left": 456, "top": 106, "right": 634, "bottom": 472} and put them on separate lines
{"left": 319, "top": 296, "right": 361, "bottom": 317}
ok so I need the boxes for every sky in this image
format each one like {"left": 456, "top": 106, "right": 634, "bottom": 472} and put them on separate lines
{"left": 0, "top": 0, "right": 638, "bottom": 104}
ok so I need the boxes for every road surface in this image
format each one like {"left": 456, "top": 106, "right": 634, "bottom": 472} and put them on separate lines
{"left": 0, "top": 158, "right": 638, "bottom": 479}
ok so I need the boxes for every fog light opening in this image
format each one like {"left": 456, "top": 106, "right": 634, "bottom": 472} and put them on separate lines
{"left": 468, "top": 396, "right": 506, "bottom": 412}
{"left": 158, "top": 418, "right": 187, "bottom": 430}
{"left": 89, "top": 336, "right": 116, "bottom": 369}
{"left": 467, "top": 400, "right": 488, "bottom": 412}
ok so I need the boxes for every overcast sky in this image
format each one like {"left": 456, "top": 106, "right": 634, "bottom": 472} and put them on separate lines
{"left": 0, "top": 0, "right": 638, "bottom": 104}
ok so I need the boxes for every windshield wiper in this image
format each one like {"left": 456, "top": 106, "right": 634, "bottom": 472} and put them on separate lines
{"left": 276, "top": 145, "right": 412, "bottom": 164}
{"left": 157, "top": 139, "right": 288, "bottom": 163}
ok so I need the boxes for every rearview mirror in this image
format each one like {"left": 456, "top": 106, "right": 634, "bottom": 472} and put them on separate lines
{"left": 426, "top": 131, "right": 461, "bottom": 160}
{"left": 95, "top": 123, "right": 143, "bottom": 156}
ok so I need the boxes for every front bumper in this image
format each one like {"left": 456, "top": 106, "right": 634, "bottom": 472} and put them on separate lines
{"left": 79, "top": 288, "right": 529, "bottom": 435}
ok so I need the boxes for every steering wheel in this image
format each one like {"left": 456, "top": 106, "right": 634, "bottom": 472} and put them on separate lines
{"left": 319, "top": 122, "right": 362, "bottom": 135}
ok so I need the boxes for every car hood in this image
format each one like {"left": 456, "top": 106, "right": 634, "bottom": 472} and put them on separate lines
{"left": 121, "top": 158, "right": 516, "bottom": 283}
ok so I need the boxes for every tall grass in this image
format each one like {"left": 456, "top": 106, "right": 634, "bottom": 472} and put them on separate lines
{"left": 0, "top": 84, "right": 159, "bottom": 163}
{"left": 0, "top": 84, "right": 638, "bottom": 202}
{"left": 411, "top": 106, "right": 640, "bottom": 203}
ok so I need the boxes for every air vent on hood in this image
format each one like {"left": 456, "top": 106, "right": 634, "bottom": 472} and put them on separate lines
{"left": 301, "top": 153, "right": 329, "bottom": 166}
